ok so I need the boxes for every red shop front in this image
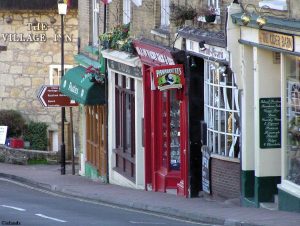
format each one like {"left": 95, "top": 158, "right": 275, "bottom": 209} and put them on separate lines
{"left": 134, "top": 39, "right": 188, "bottom": 197}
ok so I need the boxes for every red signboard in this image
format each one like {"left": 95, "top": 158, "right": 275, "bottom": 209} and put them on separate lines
{"left": 133, "top": 39, "right": 176, "bottom": 66}
{"left": 37, "top": 85, "right": 78, "bottom": 107}
{"left": 152, "top": 64, "right": 185, "bottom": 91}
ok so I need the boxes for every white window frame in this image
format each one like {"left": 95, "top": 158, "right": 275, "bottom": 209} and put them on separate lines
{"left": 92, "top": 0, "right": 100, "bottom": 47}
{"left": 49, "top": 65, "right": 73, "bottom": 85}
{"left": 208, "top": 0, "right": 220, "bottom": 15}
{"left": 160, "top": 0, "right": 170, "bottom": 28}
{"left": 204, "top": 61, "right": 240, "bottom": 158}
{"left": 131, "top": 0, "right": 142, "bottom": 7}
{"left": 259, "top": 0, "right": 287, "bottom": 11}
{"left": 123, "top": 0, "right": 131, "bottom": 24}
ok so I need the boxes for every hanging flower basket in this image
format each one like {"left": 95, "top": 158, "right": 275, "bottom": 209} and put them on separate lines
{"left": 205, "top": 15, "right": 216, "bottom": 23}
{"left": 84, "top": 65, "right": 105, "bottom": 84}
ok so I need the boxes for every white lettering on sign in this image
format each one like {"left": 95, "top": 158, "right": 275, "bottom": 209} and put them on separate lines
{"left": 135, "top": 47, "right": 175, "bottom": 65}
{"left": 155, "top": 68, "right": 181, "bottom": 76}
{"left": 1, "top": 22, "right": 73, "bottom": 43}
{"left": 68, "top": 82, "right": 79, "bottom": 95}
{"left": 2, "top": 33, "right": 47, "bottom": 42}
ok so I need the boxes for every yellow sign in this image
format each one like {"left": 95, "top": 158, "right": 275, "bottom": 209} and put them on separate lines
{"left": 259, "top": 30, "right": 294, "bottom": 51}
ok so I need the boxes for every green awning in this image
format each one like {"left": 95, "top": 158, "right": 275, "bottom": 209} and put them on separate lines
{"left": 60, "top": 66, "right": 105, "bottom": 105}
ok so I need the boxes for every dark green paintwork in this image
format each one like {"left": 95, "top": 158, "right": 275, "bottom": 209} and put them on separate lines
{"left": 254, "top": 176, "right": 281, "bottom": 204}
{"left": 241, "top": 170, "right": 255, "bottom": 198}
{"left": 278, "top": 188, "right": 300, "bottom": 213}
{"left": 241, "top": 171, "right": 281, "bottom": 207}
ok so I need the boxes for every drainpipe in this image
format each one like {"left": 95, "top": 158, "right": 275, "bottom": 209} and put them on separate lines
{"left": 103, "top": 3, "right": 109, "bottom": 184}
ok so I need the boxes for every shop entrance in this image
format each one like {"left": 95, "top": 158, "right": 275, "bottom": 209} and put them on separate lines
{"left": 144, "top": 67, "right": 188, "bottom": 196}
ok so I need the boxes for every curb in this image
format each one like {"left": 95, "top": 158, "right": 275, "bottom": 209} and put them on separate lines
{"left": 0, "top": 173, "right": 264, "bottom": 226}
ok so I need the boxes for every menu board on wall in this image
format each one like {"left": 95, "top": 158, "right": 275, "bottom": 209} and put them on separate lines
{"left": 259, "top": 98, "right": 281, "bottom": 149}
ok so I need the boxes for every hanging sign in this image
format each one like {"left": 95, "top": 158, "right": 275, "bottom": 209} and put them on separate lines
{"left": 152, "top": 64, "right": 185, "bottom": 91}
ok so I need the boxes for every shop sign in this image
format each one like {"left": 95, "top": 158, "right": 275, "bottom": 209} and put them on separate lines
{"left": 259, "top": 98, "right": 281, "bottom": 149}
{"left": 152, "top": 64, "right": 185, "bottom": 91}
{"left": 186, "top": 39, "right": 229, "bottom": 62}
{"left": 133, "top": 40, "right": 176, "bottom": 65}
{"left": 0, "top": 126, "right": 8, "bottom": 145}
{"left": 108, "top": 59, "right": 142, "bottom": 78}
{"left": 1, "top": 22, "right": 73, "bottom": 43}
{"left": 259, "top": 30, "right": 293, "bottom": 51}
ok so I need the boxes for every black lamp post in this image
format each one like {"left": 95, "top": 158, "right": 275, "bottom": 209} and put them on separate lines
{"left": 58, "top": 0, "right": 67, "bottom": 175}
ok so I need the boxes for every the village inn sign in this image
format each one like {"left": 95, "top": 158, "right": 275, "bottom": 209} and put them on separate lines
{"left": 1, "top": 22, "right": 73, "bottom": 43}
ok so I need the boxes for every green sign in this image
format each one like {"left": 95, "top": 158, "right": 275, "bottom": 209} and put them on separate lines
{"left": 259, "top": 98, "right": 281, "bottom": 149}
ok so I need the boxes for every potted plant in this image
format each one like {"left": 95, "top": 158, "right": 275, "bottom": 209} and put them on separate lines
{"left": 99, "top": 32, "right": 112, "bottom": 49}
{"left": 170, "top": 3, "right": 198, "bottom": 27}
{"left": 200, "top": 4, "right": 217, "bottom": 23}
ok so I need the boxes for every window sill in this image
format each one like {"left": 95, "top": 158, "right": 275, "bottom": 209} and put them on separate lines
{"left": 259, "top": 1, "right": 287, "bottom": 11}
{"left": 150, "top": 28, "right": 170, "bottom": 39}
{"left": 84, "top": 45, "right": 99, "bottom": 56}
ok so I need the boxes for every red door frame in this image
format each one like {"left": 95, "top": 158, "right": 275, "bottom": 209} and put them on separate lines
{"left": 143, "top": 64, "right": 189, "bottom": 197}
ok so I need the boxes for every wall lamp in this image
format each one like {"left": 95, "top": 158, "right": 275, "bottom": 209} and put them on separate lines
{"left": 240, "top": 4, "right": 286, "bottom": 29}
{"left": 199, "top": 41, "right": 206, "bottom": 51}
{"left": 6, "top": 16, "right": 13, "bottom": 24}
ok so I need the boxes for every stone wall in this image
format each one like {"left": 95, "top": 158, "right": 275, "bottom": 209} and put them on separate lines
{"left": 0, "top": 145, "right": 58, "bottom": 165}
{"left": 0, "top": 9, "right": 80, "bottom": 151}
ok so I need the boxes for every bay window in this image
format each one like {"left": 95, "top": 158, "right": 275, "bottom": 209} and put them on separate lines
{"left": 204, "top": 62, "right": 240, "bottom": 158}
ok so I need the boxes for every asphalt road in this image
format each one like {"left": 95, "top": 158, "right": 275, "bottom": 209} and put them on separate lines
{"left": 0, "top": 179, "right": 216, "bottom": 226}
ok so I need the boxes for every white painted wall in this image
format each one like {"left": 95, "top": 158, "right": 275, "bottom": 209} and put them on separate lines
{"left": 241, "top": 45, "right": 255, "bottom": 171}
{"left": 253, "top": 47, "right": 281, "bottom": 177}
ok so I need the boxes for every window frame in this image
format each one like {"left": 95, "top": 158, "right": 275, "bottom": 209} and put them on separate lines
{"left": 123, "top": 0, "right": 131, "bottom": 24}
{"left": 49, "top": 65, "right": 73, "bottom": 85}
{"left": 160, "top": 0, "right": 170, "bottom": 29}
{"left": 204, "top": 61, "right": 240, "bottom": 158}
{"left": 92, "top": 0, "right": 100, "bottom": 47}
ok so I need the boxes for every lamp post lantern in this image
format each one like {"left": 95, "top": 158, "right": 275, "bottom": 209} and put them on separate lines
{"left": 58, "top": 0, "right": 67, "bottom": 175}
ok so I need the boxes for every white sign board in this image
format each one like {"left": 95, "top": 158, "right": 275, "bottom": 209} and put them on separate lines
{"left": 0, "top": 126, "right": 8, "bottom": 144}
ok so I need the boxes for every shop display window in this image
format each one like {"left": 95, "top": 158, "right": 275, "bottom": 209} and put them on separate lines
{"left": 286, "top": 55, "right": 300, "bottom": 185}
{"left": 204, "top": 62, "right": 240, "bottom": 158}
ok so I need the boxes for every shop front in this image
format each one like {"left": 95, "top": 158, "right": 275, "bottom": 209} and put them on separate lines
{"left": 60, "top": 61, "right": 107, "bottom": 182}
{"left": 133, "top": 39, "right": 188, "bottom": 196}
{"left": 101, "top": 49, "right": 144, "bottom": 189}
{"left": 230, "top": 7, "right": 300, "bottom": 211}
{"left": 178, "top": 26, "right": 241, "bottom": 199}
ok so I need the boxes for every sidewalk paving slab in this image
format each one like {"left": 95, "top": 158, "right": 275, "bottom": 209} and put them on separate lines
{"left": 0, "top": 163, "right": 300, "bottom": 226}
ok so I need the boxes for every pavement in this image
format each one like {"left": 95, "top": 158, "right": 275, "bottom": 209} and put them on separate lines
{"left": 0, "top": 163, "right": 300, "bottom": 226}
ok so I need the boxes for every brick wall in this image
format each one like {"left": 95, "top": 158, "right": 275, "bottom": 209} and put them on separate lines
{"left": 211, "top": 156, "right": 240, "bottom": 199}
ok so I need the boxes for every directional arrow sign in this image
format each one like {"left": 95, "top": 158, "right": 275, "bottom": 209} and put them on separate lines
{"left": 37, "top": 85, "right": 78, "bottom": 107}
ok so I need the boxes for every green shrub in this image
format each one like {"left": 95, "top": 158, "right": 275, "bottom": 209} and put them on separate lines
{"left": 23, "top": 121, "right": 48, "bottom": 151}
{"left": 0, "top": 110, "right": 26, "bottom": 137}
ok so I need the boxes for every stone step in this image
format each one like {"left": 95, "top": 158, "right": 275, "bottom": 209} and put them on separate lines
{"left": 260, "top": 201, "right": 278, "bottom": 211}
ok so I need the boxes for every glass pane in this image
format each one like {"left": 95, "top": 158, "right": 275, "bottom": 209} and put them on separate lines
{"left": 286, "top": 55, "right": 300, "bottom": 185}
{"left": 125, "top": 94, "right": 131, "bottom": 149}
{"left": 169, "top": 90, "right": 180, "bottom": 170}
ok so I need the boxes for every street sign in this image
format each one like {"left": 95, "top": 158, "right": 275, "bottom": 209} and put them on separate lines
{"left": 37, "top": 85, "right": 78, "bottom": 107}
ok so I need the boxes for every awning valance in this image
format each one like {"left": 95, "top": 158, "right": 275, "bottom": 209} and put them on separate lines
{"left": 60, "top": 66, "right": 105, "bottom": 105}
